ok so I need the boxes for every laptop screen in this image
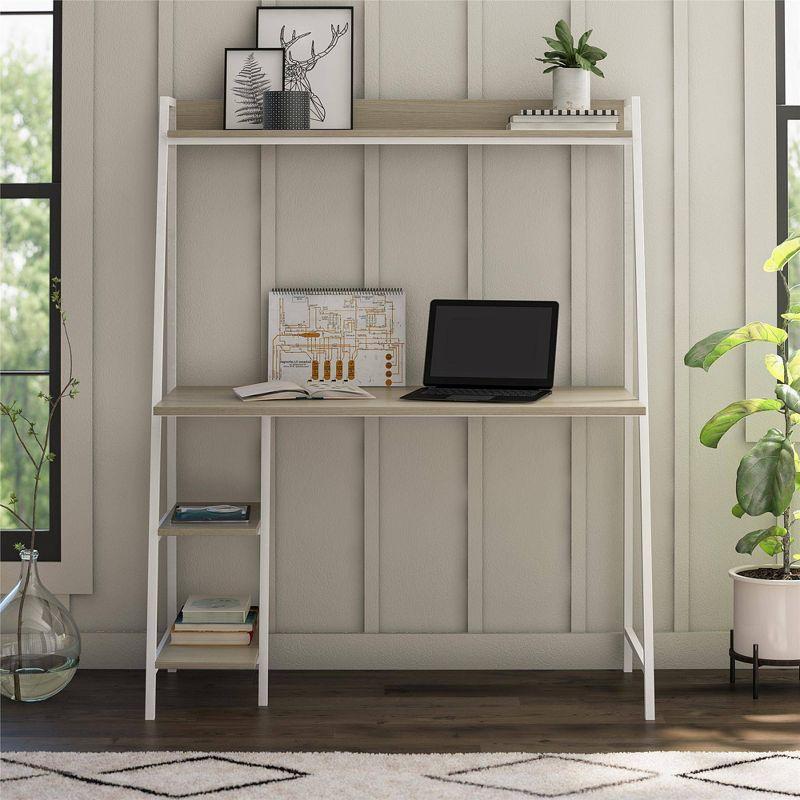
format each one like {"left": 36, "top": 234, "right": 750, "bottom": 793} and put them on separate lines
{"left": 424, "top": 300, "right": 558, "bottom": 388}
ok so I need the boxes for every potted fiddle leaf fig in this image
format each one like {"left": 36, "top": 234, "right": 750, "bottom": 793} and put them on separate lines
{"left": 685, "top": 235, "right": 800, "bottom": 669}
{"left": 535, "top": 19, "right": 606, "bottom": 110}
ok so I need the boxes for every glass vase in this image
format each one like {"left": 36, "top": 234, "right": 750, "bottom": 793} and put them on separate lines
{"left": 0, "top": 549, "right": 80, "bottom": 701}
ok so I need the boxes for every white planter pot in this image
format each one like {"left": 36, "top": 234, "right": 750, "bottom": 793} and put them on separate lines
{"left": 730, "top": 566, "right": 800, "bottom": 661}
{"left": 552, "top": 68, "right": 591, "bottom": 111}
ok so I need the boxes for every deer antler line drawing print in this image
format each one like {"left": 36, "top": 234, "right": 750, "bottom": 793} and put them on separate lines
{"left": 280, "top": 22, "right": 349, "bottom": 123}
{"left": 232, "top": 52, "right": 272, "bottom": 125}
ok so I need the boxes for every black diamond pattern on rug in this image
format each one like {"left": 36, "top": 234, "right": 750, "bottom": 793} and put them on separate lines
{"left": 427, "top": 754, "right": 658, "bottom": 797}
{"left": 0, "top": 758, "right": 48, "bottom": 784}
{"left": 2, "top": 754, "right": 309, "bottom": 798}
{"left": 680, "top": 753, "right": 800, "bottom": 797}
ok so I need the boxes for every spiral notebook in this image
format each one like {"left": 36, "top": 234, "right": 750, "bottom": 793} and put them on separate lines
{"left": 268, "top": 289, "right": 406, "bottom": 387}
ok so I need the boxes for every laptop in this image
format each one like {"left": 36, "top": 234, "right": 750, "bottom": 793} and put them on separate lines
{"left": 401, "top": 299, "right": 559, "bottom": 403}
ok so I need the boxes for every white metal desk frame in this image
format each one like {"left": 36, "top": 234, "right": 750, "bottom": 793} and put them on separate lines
{"left": 146, "top": 96, "right": 654, "bottom": 720}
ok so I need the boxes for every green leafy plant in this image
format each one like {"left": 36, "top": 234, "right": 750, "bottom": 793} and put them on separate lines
{"left": 685, "top": 236, "right": 800, "bottom": 577}
{"left": 535, "top": 19, "right": 607, "bottom": 77}
{"left": 1, "top": 278, "right": 78, "bottom": 700}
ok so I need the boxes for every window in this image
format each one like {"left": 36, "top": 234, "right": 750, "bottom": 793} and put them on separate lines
{"left": 779, "top": 1, "right": 800, "bottom": 349}
{"left": 0, "top": 0, "right": 61, "bottom": 560}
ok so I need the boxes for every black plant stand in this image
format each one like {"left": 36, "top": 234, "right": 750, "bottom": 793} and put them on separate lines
{"left": 729, "top": 629, "right": 800, "bottom": 698}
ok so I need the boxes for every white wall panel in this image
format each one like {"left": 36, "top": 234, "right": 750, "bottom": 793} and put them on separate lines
{"left": 69, "top": 0, "right": 158, "bottom": 631}
{"left": 688, "top": 0, "right": 751, "bottom": 633}
{"left": 379, "top": 418, "right": 468, "bottom": 632}
{"left": 275, "top": 419, "right": 365, "bottom": 633}
{"left": 379, "top": 0, "right": 467, "bottom": 99}
{"left": 585, "top": 0, "right": 675, "bottom": 633}
{"left": 483, "top": 419, "right": 571, "bottom": 632}
{"left": 483, "top": 1, "right": 569, "bottom": 98}
{"left": 69, "top": 0, "right": 776, "bottom": 664}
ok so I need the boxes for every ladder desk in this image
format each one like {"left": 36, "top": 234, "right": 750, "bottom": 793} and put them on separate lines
{"left": 146, "top": 97, "right": 655, "bottom": 720}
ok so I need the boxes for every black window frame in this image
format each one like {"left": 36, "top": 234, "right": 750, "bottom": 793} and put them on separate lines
{"left": 0, "top": 1, "right": 62, "bottom": 561}
{"left": 778, "top": 1, "right": 800, "bottom": 277}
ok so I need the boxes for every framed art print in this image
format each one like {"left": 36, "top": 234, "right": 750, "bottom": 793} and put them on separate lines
{"left": 257, "top": 6, "right": 353, "bottom": 130}
{"left": 224, "top": 48, "right": 285, "bottom": 130}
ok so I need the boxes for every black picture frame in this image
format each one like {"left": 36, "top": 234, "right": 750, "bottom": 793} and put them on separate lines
{"left": 256, "top": 6, "right": 354, "bottom": 130}
{"left": 223, "top": 47, "right": 286, "bottom": 131}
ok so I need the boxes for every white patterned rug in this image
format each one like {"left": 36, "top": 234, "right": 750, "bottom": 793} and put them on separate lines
{"left": 1, "top": 751, "right": 798, "bottom": 799}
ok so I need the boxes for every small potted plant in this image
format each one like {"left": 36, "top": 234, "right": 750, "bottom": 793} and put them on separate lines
{"left": 685, "top": 236, "right": 800, "bottom": 674}
{"left": 535, "top": 19, "right": 606, "bottom": 110}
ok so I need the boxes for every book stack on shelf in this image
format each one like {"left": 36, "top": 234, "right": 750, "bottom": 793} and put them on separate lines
{"left": 507, "top": 108, "right": 619, "bottom": 131}
{"left": 170, "top": 595, "right": 256, "bottom": 646}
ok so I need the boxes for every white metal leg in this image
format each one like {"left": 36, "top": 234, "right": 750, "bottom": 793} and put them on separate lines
{"left": 638, "top": 415, "right": 656, "bottom": 720}
{"left": 166, "top": 419, "right": 177, "bottom": 672}
{"left": 623, "top": 417, "right": 634, "bottom": 673}
{"left": 145, "top": 418, "right": 162, "bottom": 720}
{"left": 258, "top": 417, "right": 272, "bottom": 706}
{"left": 630, "top": 96, "right": 655, "bottom": 720}
{"left": 145, "top": 97, "right": 174, "bottom": 720}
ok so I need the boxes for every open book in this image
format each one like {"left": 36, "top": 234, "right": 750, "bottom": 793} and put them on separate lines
{"left": 233, "top": 380, "right": 375, "bottom": 401}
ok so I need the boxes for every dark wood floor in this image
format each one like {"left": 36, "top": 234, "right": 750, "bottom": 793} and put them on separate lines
{"left": 2, "top": 669, "right": 799, "bottom": 753}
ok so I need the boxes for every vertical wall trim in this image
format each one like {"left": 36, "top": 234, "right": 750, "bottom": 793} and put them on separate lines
{"left": 466, "top": 0, "right": 485, "bottom": 634}
{"left": 363, "top": 0, "right": 381, "bottom": 634}
{"left": 260, "top": 147, "right": 278, "bottom": 632}
{"left": 260, "top": 0, "right": 280, "bottom": 636}
{"left": 29, "top": 0, "right": 95, "bottom": 595}
{"left": 743, "top": 0, "right": 778, "bottom": 442}
{"left": 672, "top": 0, "right": 690, "bottom": 632}
{"left": 569, "top": 0, "right": 588, "bottom": 634}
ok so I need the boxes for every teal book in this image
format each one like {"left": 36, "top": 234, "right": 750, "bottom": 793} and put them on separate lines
{"left": 172, "top": 504, "right": 250, "bottom": 523}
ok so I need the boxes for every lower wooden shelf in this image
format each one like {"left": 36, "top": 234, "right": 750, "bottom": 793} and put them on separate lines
{"left": 155, "top": 640, "right": 259, "bottom": 670}
{"left": 158, "top": 502, "right": 261, "bottom": 536}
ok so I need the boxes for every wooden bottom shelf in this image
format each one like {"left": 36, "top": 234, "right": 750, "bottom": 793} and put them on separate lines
{"left": 158, "top": 502, "right": 261, "bottom": 536}
{"left": 156, "top": 640, "right": 259, "bottom": 670}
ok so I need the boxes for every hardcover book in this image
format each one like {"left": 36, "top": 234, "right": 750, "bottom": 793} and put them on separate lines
{"left": 173, "top": 609, "right": 257, "bottom": 632}
{"left": 172, "top": 504, "right": 250, "bottom": 523}
{"left": 233, "top": 380, "right": 374, "bottom": 401}
{"left": 181, "top": 595, "right": 252, "bottom": 624}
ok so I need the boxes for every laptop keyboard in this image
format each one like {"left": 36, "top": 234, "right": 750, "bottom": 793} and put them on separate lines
{"left": 405, "top": 387, "right": 548, "bottom": 401}
{"left": 423, "top": 387, "right": 536, "bottom": 397}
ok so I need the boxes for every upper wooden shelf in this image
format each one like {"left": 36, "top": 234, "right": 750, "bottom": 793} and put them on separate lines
{"left": 155, "top": 386, "right": 646, "bottom": 418}
{"left": 168, "top": 98, "right": 631, "bottom": 145}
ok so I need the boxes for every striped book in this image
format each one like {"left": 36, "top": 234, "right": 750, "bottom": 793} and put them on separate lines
{"left": 517, "top": 108, "right": 618, "bottom": 116}
{"left": 507, "top": 108, "right": 619, "bottom": 132}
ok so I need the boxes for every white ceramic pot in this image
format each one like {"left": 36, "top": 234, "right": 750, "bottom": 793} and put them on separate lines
{"left": 730, "top": 566, "right": 800, "bottom": 661}
{"left": 552, "top": 68, "right": 591, "bottom": 110}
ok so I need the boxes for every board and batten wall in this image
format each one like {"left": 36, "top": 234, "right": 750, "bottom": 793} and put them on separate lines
{"left": 66, "top": 0, "right": 776, "bottom": 668}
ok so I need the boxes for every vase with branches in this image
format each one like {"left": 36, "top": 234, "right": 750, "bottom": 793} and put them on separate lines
{"left": 0, "top": 278, "right": 81, "bottom": 701}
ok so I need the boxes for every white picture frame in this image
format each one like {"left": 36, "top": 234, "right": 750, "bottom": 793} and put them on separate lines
{"left": 257, "top": 6, "right": 353, "bottom": 130}
{"left": 224, "top": 48, "right": 285, "bottom": 130}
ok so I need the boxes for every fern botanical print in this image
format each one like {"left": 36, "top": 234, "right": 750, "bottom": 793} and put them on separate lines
{"left": 232, "top": 53, "right": 271, "bottom": 125}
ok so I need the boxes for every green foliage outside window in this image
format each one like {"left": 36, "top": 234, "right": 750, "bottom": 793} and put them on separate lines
{"left": 1, "top": 40, "right": 53, "bottom": 531}
{"left": 1, "top": 40, "right": 52, "bottom": 183}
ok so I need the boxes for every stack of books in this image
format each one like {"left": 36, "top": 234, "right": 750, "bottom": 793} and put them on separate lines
{"left": 170, "top": 594, "right": 256, "bottom": 646}
{"left": 507, "top": 108, "right": 619, "bottom": 131}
